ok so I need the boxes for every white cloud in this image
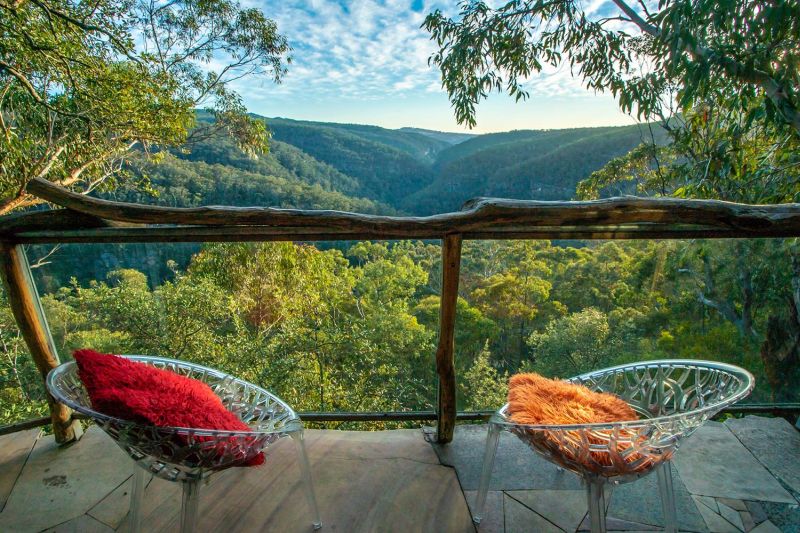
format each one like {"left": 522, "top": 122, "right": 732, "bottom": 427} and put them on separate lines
{"left": 233, "top": 1, "right": 456, "bottom": 102}
{"left": 227, "top": 0, "right": 632, "bottom": 130}
{"left": 244, "top": 0, "right": 611, "bottom": 104}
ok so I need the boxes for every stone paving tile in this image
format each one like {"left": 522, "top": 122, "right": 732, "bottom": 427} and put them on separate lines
{"left": 749, "top": 521, "right": 782, "bottom": 533}
{"left": 759, "top": 501, "right": 800, "bottom": 532}
{"left": 745, "top": 501, "right": 769, "bottom": 525}
{"left": 697, "top": 496, "right": 721, "bottom": 513}
{"left": 718, "top": 501, "right": 745, "bottom": 531}
{"left": 41, "top": 513, "right": 115, "bottom": 532}
{"left": 431, "top": 425, "right": 582, "bottom": 491}
{"left": 0, "top": 427, "right": 131, "bottom": 533}
{"left": 740, "top": 511, "right": 756, "bottom": 532}
{"left": 726, "top": 416, "right": 800, "bottom": 502}
{"left": 673, "top": 422, "right": 796, "bottom": 504}
{"left": 695, "top": 501, "right": 743, "bottom": 533}
{"left": 503, "top": 493, "right": 562, "bottom": 533}
{"left": 0, "top": 428, "right": 39, "bottom": 513}
{"left": 505, "top": 489, "right": 587, "bottom": 531}
{"left": 577, "top": 515, "right": 661, "bottom": 531}
{"left": 720, "top": 499, "right": 749, "bottom": 512}
{"left": 87, "top": 473, "right": 162, "bottom": 529}
{"left": 608, "top": 464, "right": 708, "bottom": 532}
{"left": 465, "top": 490, "right": 504, "bottom": 533}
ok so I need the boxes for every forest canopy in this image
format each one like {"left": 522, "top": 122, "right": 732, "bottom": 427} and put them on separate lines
{"left": 0, "top": 0, "right": 289, "bottom": 215}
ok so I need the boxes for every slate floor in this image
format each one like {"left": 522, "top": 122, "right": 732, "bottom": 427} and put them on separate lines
{"left": 0, "top": 416, "right": 797, "bottom": 532}
{"left": 429, "top": 416, "right": 800, "bottom": 533}
{"left": 0, "top": 427, "right": 472, "bottom": 532}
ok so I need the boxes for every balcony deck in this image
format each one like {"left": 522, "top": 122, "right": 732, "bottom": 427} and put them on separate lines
{"left": 0, "top": 416, "right": 797, "bottom": 532}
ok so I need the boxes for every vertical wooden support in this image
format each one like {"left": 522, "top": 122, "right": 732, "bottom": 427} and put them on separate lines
{"left": 0, "top": 243, "right": 81, "bottom": 444}
{"left": 436, "top": 233, "right": 462, "bottom": 443}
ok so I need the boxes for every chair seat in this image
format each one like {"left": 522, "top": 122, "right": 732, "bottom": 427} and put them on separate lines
{"left": 47, "top": 355, "right": 302, "bottom": 481}
{"left": 495, "top": 359, "right": 754, "bottom": 482}
{"left": 472, "top": 359, "right": 755, "bottom": 533}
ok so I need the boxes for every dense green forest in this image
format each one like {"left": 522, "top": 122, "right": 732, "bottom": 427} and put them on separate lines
{"left": 2, "top": 117, "right": 798, "bottom": 428}
{"left": 3, "top": 116, "right": 800, "bottom": 427}
{"left": 4, "top": 236, "right": 796, "bottom": 428}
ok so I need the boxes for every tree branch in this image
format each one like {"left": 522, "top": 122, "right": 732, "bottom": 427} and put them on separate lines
{"left": 610, "top": 0, "right": 800, "bottom": 134}
{"left": 609, "top": 0, "right": 658, "bottom": 35}
{"left": 0, "top": 60, "right": 88, "bottom": 120}
{"left": 27, "top": 0, "right": 141, "bottom": 64}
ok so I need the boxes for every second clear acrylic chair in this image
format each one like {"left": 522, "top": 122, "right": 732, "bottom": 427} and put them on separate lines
{"left": 472, "top": 360, "right": 754, "bottom": 533}
{"left": 47, "top": 355, "right": 322, "bottom": 533}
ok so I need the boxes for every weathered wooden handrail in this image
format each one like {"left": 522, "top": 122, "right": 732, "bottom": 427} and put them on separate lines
{"left": 7, "top": 177, "right": 800, "bottom": 238}
{"left": 5, "top": 180, "right": 800, "bottom": 444}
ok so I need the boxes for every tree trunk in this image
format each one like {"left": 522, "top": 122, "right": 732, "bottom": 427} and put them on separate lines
{"left": 736, "top": 243, "right": 755, "bottom": 337}
{"left": 696, "top": 250, "right": 758, "bottom": 338}
{"left": 759, "top": 249, "right": 800, "bottom": 401}
{"left": 0, "top": 243, "right": 82, "bottom": 444}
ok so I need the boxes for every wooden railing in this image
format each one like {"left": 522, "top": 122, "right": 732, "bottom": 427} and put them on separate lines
{"left": 4, "top": 177, "right": 800, "bottom": 444}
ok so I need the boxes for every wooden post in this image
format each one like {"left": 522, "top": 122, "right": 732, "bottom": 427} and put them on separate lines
{"left": 436, "top": 234, "right": 462, "bottom": 443}
{"left": 0, "top": 243, "right": 81, "bottom": 444}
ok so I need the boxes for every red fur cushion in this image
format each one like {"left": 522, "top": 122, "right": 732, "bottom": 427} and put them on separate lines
{"left": 73, "top": 349, "right": 263, "bottom": 466}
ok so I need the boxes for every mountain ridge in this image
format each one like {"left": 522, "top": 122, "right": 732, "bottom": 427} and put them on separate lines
{"left": 144, "top": 113, "right": 653, "bottom": 216}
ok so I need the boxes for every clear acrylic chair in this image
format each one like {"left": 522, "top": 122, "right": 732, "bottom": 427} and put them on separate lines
{"left": 472, "top": 360, "right": 754, "bottom": 533}
{"left": 47, "top": 355, "right": 322, "bottom": 533}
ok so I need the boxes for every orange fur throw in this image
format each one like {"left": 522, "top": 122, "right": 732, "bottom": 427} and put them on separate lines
{"left": 506, "top": 373, "right": 652, "bottom": 475}
{"left": 507, "top": 372, "right": 637, "bottom": 425}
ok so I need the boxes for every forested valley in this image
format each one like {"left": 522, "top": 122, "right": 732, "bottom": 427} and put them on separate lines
{"left": 2, "top": 117, "right": 797, "bottom": 427}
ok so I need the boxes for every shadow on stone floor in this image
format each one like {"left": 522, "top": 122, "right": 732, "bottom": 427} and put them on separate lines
{"left": 429, "top": 416, "right": 800, "bottom": 533}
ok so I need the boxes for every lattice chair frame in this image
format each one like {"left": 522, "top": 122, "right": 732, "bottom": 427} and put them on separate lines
{"left": 472, "top": 360, "right": 754, "bottom": 533}
{"left": 47, "top": 355, "right": 322, "bottom": 533}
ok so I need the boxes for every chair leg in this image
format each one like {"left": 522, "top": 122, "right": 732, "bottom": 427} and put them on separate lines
{"left": 586, "top": 477, "right": 608, "bottom": 533}
{"left": 180, "top": 478, "right": 202, "bottom": 533}
{"left": 657, "top": 463, "right": 678, "bottom": 533}
{"left": 129, "top": 466, "right": 146, "bottom": 533}
{"left": 473, "top": 424, "right": 501, "bottom": 524}
{"left": 292, "top": 431, "right": 322, "bottom": 530}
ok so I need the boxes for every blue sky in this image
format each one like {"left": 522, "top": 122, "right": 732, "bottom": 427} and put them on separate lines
{"left": 234, "top": 0, "right": 636, "bottom": 133}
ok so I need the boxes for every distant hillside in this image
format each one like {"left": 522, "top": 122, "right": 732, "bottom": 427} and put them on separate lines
{"left": 118, "top": 154, "right": 392, "bottom": 214}
{"left": 404, "top": 125, "right": 651, "bottom": 213}
{"left": 141, "top": 114, "right": 659, "bottom": 216}
{"left": 175, "top": 135, "right": 363, "bottom": 196}
{"left": 265, "top": 118, "right": 438, "bottom": 205}
{"left": 433, "top": 129, "right": 551, "bottom": 168}
{"left": 269, "top": 118, "right": 450, "bottom": 163}
{"left": 35, "top": 116, "right": 661, "bottom": 289}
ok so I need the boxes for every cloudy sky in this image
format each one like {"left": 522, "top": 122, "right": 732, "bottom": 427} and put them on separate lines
{"left": 236, "top": 0, "right": 635, "bottom": 133}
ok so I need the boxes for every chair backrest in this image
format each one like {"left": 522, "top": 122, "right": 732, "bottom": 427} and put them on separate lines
{"left": 568, "top": 359, "right": 755, "bottom": 419}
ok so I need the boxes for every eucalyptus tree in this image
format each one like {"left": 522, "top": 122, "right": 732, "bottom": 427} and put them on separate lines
{"left": 425, "top": 0, "right": 800, "bottom": 203}
{"left": 0, "top": 0, "right": 290, "bottom": 214}
{"left": 425, "top": 0, "right": 799, "bottom": 136}
{"left": 425, "top": 0, "right": 800, "bottom": 382}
